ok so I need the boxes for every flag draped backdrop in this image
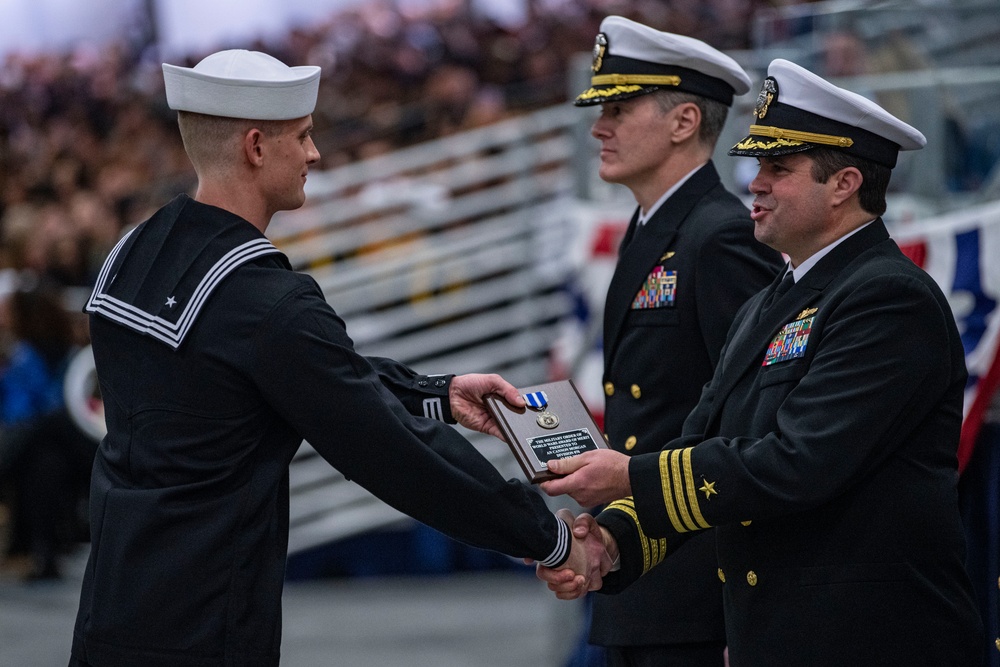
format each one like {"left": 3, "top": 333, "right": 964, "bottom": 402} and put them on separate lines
{"left": 895, "top": 199, "right": 1000, "bottom": 666}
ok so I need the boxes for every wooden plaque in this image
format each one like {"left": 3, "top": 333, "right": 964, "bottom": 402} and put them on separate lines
{"left": 485, "top": 379, "right": 607, "bottom": 483}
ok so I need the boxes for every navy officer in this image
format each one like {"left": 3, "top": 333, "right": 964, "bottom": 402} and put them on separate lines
{"left": 538, "top": 59, "right": 984, "bottom": 666}
{"left": 557, "top": 16, "right": 781, "bottom": 667}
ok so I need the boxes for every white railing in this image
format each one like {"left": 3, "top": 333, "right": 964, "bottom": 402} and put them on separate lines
{"left": 269, "top": 106, "right": 582, "bottom": 554}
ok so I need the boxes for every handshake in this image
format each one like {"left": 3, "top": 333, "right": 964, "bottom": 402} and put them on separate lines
{"left": 528, "top": 508, "right": 620, "bottom": 601}
{"left": 529, "top": 448, "right": 633, "bottom": 600}
{"left": 450, "top": 374, "right": 632, "bottom": 598}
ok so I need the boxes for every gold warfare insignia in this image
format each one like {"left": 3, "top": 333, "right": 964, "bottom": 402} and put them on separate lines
{"left": 797, "top": 307, "right": 818, "bottom": 319}
{"left": 699, "top": 478, "right": 718, "bottom": 500}
{"left": 659, "top": 251, "right": 675, "bottom": 261}
{"left": 592, "top": 33, "right": 608, "bottom": 73}
{"left": 754, "top": 77, "right": 778, "bottom": 120}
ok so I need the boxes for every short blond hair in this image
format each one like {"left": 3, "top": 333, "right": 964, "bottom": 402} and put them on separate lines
{"left": 176, "top": 111, "right": 286, "bottom": 173}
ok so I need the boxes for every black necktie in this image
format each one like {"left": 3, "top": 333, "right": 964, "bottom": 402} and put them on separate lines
{"left": 622, "top": 217, "right": 644, "bottom": 252}
{"left": 760, "top": 271, "right": 795, "bottom": 317}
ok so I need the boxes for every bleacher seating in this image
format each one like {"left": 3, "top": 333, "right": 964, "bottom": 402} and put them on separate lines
{"left": 59, "top": 2, "right": 1000, "bottom": 559}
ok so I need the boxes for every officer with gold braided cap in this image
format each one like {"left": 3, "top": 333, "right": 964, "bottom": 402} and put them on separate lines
{"left": 576, "top": 15, "right": 753, "bottom": 108}
{"left": 545, "top": 16, "right": 782, "bottom": 667}
{"left": 729, "top": 58, "right": 926, "bottom": 167}
{"left": 539, "top": 57, "right": 984, "bottom": 666}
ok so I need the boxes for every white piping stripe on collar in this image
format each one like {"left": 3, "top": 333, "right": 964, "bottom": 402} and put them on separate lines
{"left": 86, "top": 231, "right": 280, "bottom": 349}
{"left": 90, "top": 223, "right": 139, "bottom": 296}
{"left": 538, "top": 517, "right": 569, "bottom": 568}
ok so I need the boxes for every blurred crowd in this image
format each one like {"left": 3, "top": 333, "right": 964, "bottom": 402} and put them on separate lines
{"left": 0, "top": 0, "right": 795, "bottom": 294}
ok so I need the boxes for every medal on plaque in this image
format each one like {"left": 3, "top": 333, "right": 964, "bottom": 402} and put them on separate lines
{"left": 485, "top": 380, "right": 608, "bottom": 483}
{"left": 524, "top": 391, "right": 560, "bottom": 429}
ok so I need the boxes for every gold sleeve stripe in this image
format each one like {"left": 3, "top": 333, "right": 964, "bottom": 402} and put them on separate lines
{"left": 605, "top": 499, "right": 649, "bottom": 572}
{"left": 659, "top": 451, "right": 689, "bottom": 533}
{"left": 605, "top": 498, "right": 667, "bottom": 574}
{"left": 670, "top": 449, "right": 700, "bottom": 532}
{"left": 591, "top": 74, "right": 681, "bottom": 87}
{"left": 606, "top": 497, "right": 636, "bottom": 513}
{"left": 649, "top": 532, "right": 667, "bottom": 568}
{"left": 682, "top": 448, "right": 712, "bottom": 529}
{"left": 605, "top": 497, "right": 637, "bottom": 520}
{"left": 748, "top": 124, "right": 854, "bottom": 148}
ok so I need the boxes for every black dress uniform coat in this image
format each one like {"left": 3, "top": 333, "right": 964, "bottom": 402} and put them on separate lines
{"left": 71, "top": 195, "right": 570, "bottom": 667}
{"left": 591, "top": 162, "right": 782, "bottom": 648}
{"left": 598, "top": 220, "right": 984, "bottom": 665}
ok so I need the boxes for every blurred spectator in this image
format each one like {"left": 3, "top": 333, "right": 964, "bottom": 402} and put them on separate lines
{"left": 819, "top": 25, "right": 993, "bottom": 193}
{"left": 0, "top": 277, "right": 93, "bottom": 580}
{"left": 822, "top": 28, "right": 868, "bottom": 79}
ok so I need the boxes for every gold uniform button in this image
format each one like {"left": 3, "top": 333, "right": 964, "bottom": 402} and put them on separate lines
{"left": 625, "top": 435, "right": 637, "bottom": 451}
{"left": 604, "top": 382, "right": 615, "bottom": 396}
{"left": 717, "top": 568, "right": 725, "bottom": 583}
{"left": 630, "top": 384, "right": 641, "bottom": 399}
{"left": 747, "top": 571, "right": 758, "bottom": 586}
{"left": 741, "top": 520, "right": 752, "bottom": 526}
{"left": 995, "top": 638, "right": 1000, "bottom": 652}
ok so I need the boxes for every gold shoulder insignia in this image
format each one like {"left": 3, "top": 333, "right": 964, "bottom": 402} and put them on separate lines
{"left": 797, "top": 307, "right": 818, "bottom": 319}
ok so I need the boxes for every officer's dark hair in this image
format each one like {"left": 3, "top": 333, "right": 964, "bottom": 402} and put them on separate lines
{"left": 807, "top": 147, "right": 891, "bottom": 216}
{"left": 651, "top": 90, "right": 728, "bottom": 147}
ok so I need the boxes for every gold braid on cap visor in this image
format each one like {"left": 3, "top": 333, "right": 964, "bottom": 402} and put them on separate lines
{"left": 590, "top": 74, "right": 682, "bottom": 87}
{"left": 747, "top": 124, "right": 855, "bottom": 148}
{"left": 577, "top": 85, "right": 645, "bottom": 102}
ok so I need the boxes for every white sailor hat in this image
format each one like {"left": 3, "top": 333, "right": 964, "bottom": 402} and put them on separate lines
{"left": 575, "top": 16, "right": 751, "bottom": 107}
{"left": 729, "top": 59, "right": 926, "bottom": 168}
{"left": 162, "top": 49, "right": 321, "bottom": 121}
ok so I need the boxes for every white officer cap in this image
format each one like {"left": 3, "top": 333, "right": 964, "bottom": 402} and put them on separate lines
{"left": 162, "top": 49, "right": 321, "bottom": 121}
{"left": 729, "top": 58, "right": 926, "bottom": 168}
{"left": 575, "top": 16, "right": 752, "bottom": 107}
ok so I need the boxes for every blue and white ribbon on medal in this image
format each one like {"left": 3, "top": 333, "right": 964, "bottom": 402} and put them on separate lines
{"left": 524, "top": 391, "right": 549, "bottom": 410}
{"left": 524, "top": 390, "right": 559, "bottom": 429}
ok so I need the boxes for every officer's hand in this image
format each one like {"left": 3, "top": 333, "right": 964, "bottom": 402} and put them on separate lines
{"left": 539, "top": 450, "right": 631, "bottom": 507}
{"left": 534, "top": 509, "right": 615, "bottom": 600}
{"left": 448, "top": 373, "right": 524, "bottom": 439}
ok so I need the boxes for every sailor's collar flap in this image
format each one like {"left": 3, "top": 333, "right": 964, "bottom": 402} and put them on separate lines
{"left": 85, "top": 195, "right": 285, "bottom": 350}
